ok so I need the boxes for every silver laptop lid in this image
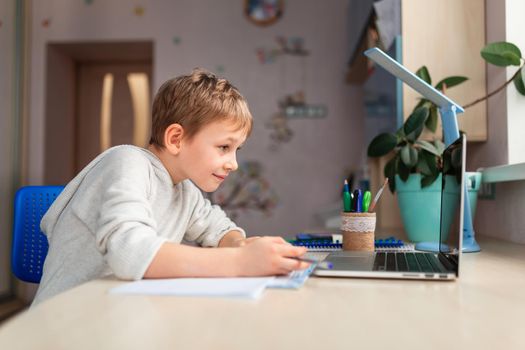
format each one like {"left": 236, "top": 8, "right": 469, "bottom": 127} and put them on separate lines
{"left": 438, "top": 135, "right": 466, "bottom": 277}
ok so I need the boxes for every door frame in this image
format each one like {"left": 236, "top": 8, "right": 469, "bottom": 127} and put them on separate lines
{"left": 44, "top": 41, "right": 153, "bottom": 185}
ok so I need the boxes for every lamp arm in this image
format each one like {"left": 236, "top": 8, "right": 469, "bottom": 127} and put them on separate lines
{"left": 439, "top": 105, "right": 461, "bottom": 147}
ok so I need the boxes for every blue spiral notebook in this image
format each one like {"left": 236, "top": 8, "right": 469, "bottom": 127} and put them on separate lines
{"left": 289, "top": 234, "right": 414, "bottom": 252}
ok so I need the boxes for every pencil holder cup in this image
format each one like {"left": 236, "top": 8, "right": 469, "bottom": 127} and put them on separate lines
{"left": 340, "top": 212, "right": 376, "bottom": 251}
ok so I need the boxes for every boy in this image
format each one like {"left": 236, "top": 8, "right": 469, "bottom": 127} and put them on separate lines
{"left": 33, "top": 69, "right": 308, "bottom": 305}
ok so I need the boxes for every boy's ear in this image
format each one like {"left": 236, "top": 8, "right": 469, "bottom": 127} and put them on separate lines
{"left": 164, "top": 123, "right": 185, "bottom": 154}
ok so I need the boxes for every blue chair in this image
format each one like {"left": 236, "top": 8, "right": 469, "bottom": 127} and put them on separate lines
{"left": 11, "top": 186, "right": 64, "bottom": 283}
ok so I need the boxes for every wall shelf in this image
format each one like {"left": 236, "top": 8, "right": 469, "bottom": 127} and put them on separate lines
{"left": 479, "top": 163, "right": 525, "bottom": 183}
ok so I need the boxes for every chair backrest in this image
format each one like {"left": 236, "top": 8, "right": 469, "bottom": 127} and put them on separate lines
{"left": 11, "top": 186, "right": 64, "bottom": 283}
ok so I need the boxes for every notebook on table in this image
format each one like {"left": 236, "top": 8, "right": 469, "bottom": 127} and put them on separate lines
{"left": 314, "top": 135, "right": 466, "bottom": 280}
{"left": 290, "top": 235, "right": 414, "bottom": 252}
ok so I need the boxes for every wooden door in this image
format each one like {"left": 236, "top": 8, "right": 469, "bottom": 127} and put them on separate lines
{"left": 75, "top": 63, "right": 152, "bottom": 172}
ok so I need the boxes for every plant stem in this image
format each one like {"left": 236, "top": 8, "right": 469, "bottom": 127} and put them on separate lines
{"left": 463, "top": 64, "right": 523, "bottom": 109}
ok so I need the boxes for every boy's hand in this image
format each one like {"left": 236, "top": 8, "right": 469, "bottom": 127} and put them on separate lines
{"left": 236, "top": 236, "right": 309, "bottom": 276}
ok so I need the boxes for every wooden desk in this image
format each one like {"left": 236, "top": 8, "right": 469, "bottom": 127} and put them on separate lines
{"left": 1, "top": 237, "right": 524, "bottom": 350}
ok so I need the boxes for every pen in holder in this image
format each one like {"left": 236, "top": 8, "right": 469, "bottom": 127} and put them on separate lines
{"left": 341, "top": 212, "right": 376, "bottom": 251}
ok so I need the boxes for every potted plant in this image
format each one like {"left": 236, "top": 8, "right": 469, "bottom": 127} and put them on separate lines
{"left": 366, "top": 69, "right": 463, "bottom": 242}
{"left": 367, "top": 41, "right": 524, "bottom": 243}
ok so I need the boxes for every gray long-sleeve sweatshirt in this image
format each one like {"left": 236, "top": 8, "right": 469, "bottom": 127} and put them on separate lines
{"left": 32, "top": 145, "right": 244, "bottom": 305}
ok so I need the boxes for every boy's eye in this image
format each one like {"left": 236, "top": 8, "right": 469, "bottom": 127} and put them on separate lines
{"left": 218, "top": 145, "right": 242, "bottom": 152}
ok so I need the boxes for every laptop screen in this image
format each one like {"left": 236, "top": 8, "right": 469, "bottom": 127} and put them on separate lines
{"left": 438, "top": 135, "right": 465, "bottom": 272}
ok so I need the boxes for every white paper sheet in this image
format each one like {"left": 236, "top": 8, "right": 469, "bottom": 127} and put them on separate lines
{"left": 109, "top": 277, "right": 275, "bottom": 299}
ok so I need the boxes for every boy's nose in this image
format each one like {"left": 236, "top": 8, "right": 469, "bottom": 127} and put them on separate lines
{"left": 225, "top": 155, "right": 238, "bottom": 172}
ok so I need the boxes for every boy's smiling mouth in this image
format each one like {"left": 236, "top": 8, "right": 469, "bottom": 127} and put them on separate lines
{"left": 213, "top": 174, "right": 227, "bottom": 181}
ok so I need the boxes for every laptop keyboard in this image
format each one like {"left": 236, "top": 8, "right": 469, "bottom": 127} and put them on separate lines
{"left": 373, "top": 252, "right": 445, "bottom": 273}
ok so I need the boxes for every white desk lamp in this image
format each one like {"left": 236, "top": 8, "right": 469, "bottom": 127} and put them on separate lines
{"left": 364, "top": 47, "right": 480, "bottom": 253}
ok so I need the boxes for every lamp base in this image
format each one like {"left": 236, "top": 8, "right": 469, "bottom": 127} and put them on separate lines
{"left": 414, "top": 237, "right": 481, "bottom": 253}
{"left": 462, "top": 229, "right": 481, "bottom": 253}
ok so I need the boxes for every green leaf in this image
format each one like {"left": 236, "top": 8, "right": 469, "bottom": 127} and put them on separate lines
{"left": 384, "top": 156, "right": 397, "bottom": 178}
{"left": 404, "top": 106, "right": 429, "bottom": 140}
{"left": 388, "top": 178, "right": 396, "bottom": 193}
{"left": 416, "top": 66, "right": 432, "bottom": 84}
{"left": 435, "top": 76, "right": 468, "bottom": 90}
{"left": 451, "top": 148, "right": 462, "bottom": 169}
{"left": 416, "top": 140, "right": 439, "bottom": 156}
{"left": 398, "top": 158, "right": 410, "bottom": 182}
{"left": 414, "top": 98, "right": 425, "bottom": 110}
{"left": 400, "top": 145, "right": 418, "bottom": 168}
{"left": 425, "top": 105, "right": 438, "bottom": 133}
{"left": 433, "top": 140, "right": 445, "bottom": 155}
{"left": 384, "top": 156, "right": 398, "bottom": 193}
{"left": 417, "top": 150, "right": 432, "bottom": 175}
{"left": 502, "top": 52, "right": 522, "bottom": 66}
{"left": 422, "top": 151, "right": 438, "bottom": 174}
{"left": 367, "top": 133, "right": 398, "bottom": 157}
{"left": 395, "top": 126, "right": 405, "bottom": 138}
{"left": 414, "top": 99, "right": 432, "bottom": 112}
{"left": 443, "top": 150, "right": 451, "bottom": 174}
{"left": 421, "top": 173, "right": 439, "bottom": 188}
{"left": 481, "top": 42, "right": 522, "bottom": 67}
{"left": 513, "top": 70, "right": 525, "bottom": 95}
{"left": 405, "top": 130, "right": 421, "bottom": 143}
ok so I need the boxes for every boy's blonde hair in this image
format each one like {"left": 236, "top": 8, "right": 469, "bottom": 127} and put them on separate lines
{"left": 149, "top": 69, "right": 253, "bottom": 147}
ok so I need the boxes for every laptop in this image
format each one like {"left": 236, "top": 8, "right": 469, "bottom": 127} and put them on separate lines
{"left": 314, "top": 135, "right": 466, "bottom": 280}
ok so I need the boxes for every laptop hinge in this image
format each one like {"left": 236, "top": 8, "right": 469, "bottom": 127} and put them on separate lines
{"left": 438, "top": 253, "right": 457, "bottom": 272}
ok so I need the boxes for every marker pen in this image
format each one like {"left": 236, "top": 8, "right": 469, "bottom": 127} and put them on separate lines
{"left": 353, "top": 189, "right": 362, "bottom": 212}
{"left": 343, "top": 179, "right": 351, "bottom": 212}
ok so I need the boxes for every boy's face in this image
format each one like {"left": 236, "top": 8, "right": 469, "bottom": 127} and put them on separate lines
{"left": 177, "top": 119, "right": 247, "bottom": 192}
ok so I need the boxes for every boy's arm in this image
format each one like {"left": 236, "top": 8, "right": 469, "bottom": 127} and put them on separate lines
{"left": 217, "top": 230, "right": 258, "bottom": 247}
{"left": 144, "top": 243, "right": 240, "bottom": 277}
{"left": 143, "top": 236, "right": 309, "bottom": 278}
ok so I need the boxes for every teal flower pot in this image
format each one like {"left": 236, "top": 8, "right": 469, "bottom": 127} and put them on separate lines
{"left": 395, "top": 174, "right": 442, "bottom": 243}
{"left": 396, "top": 173, "right": 481, "bottom": 243}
